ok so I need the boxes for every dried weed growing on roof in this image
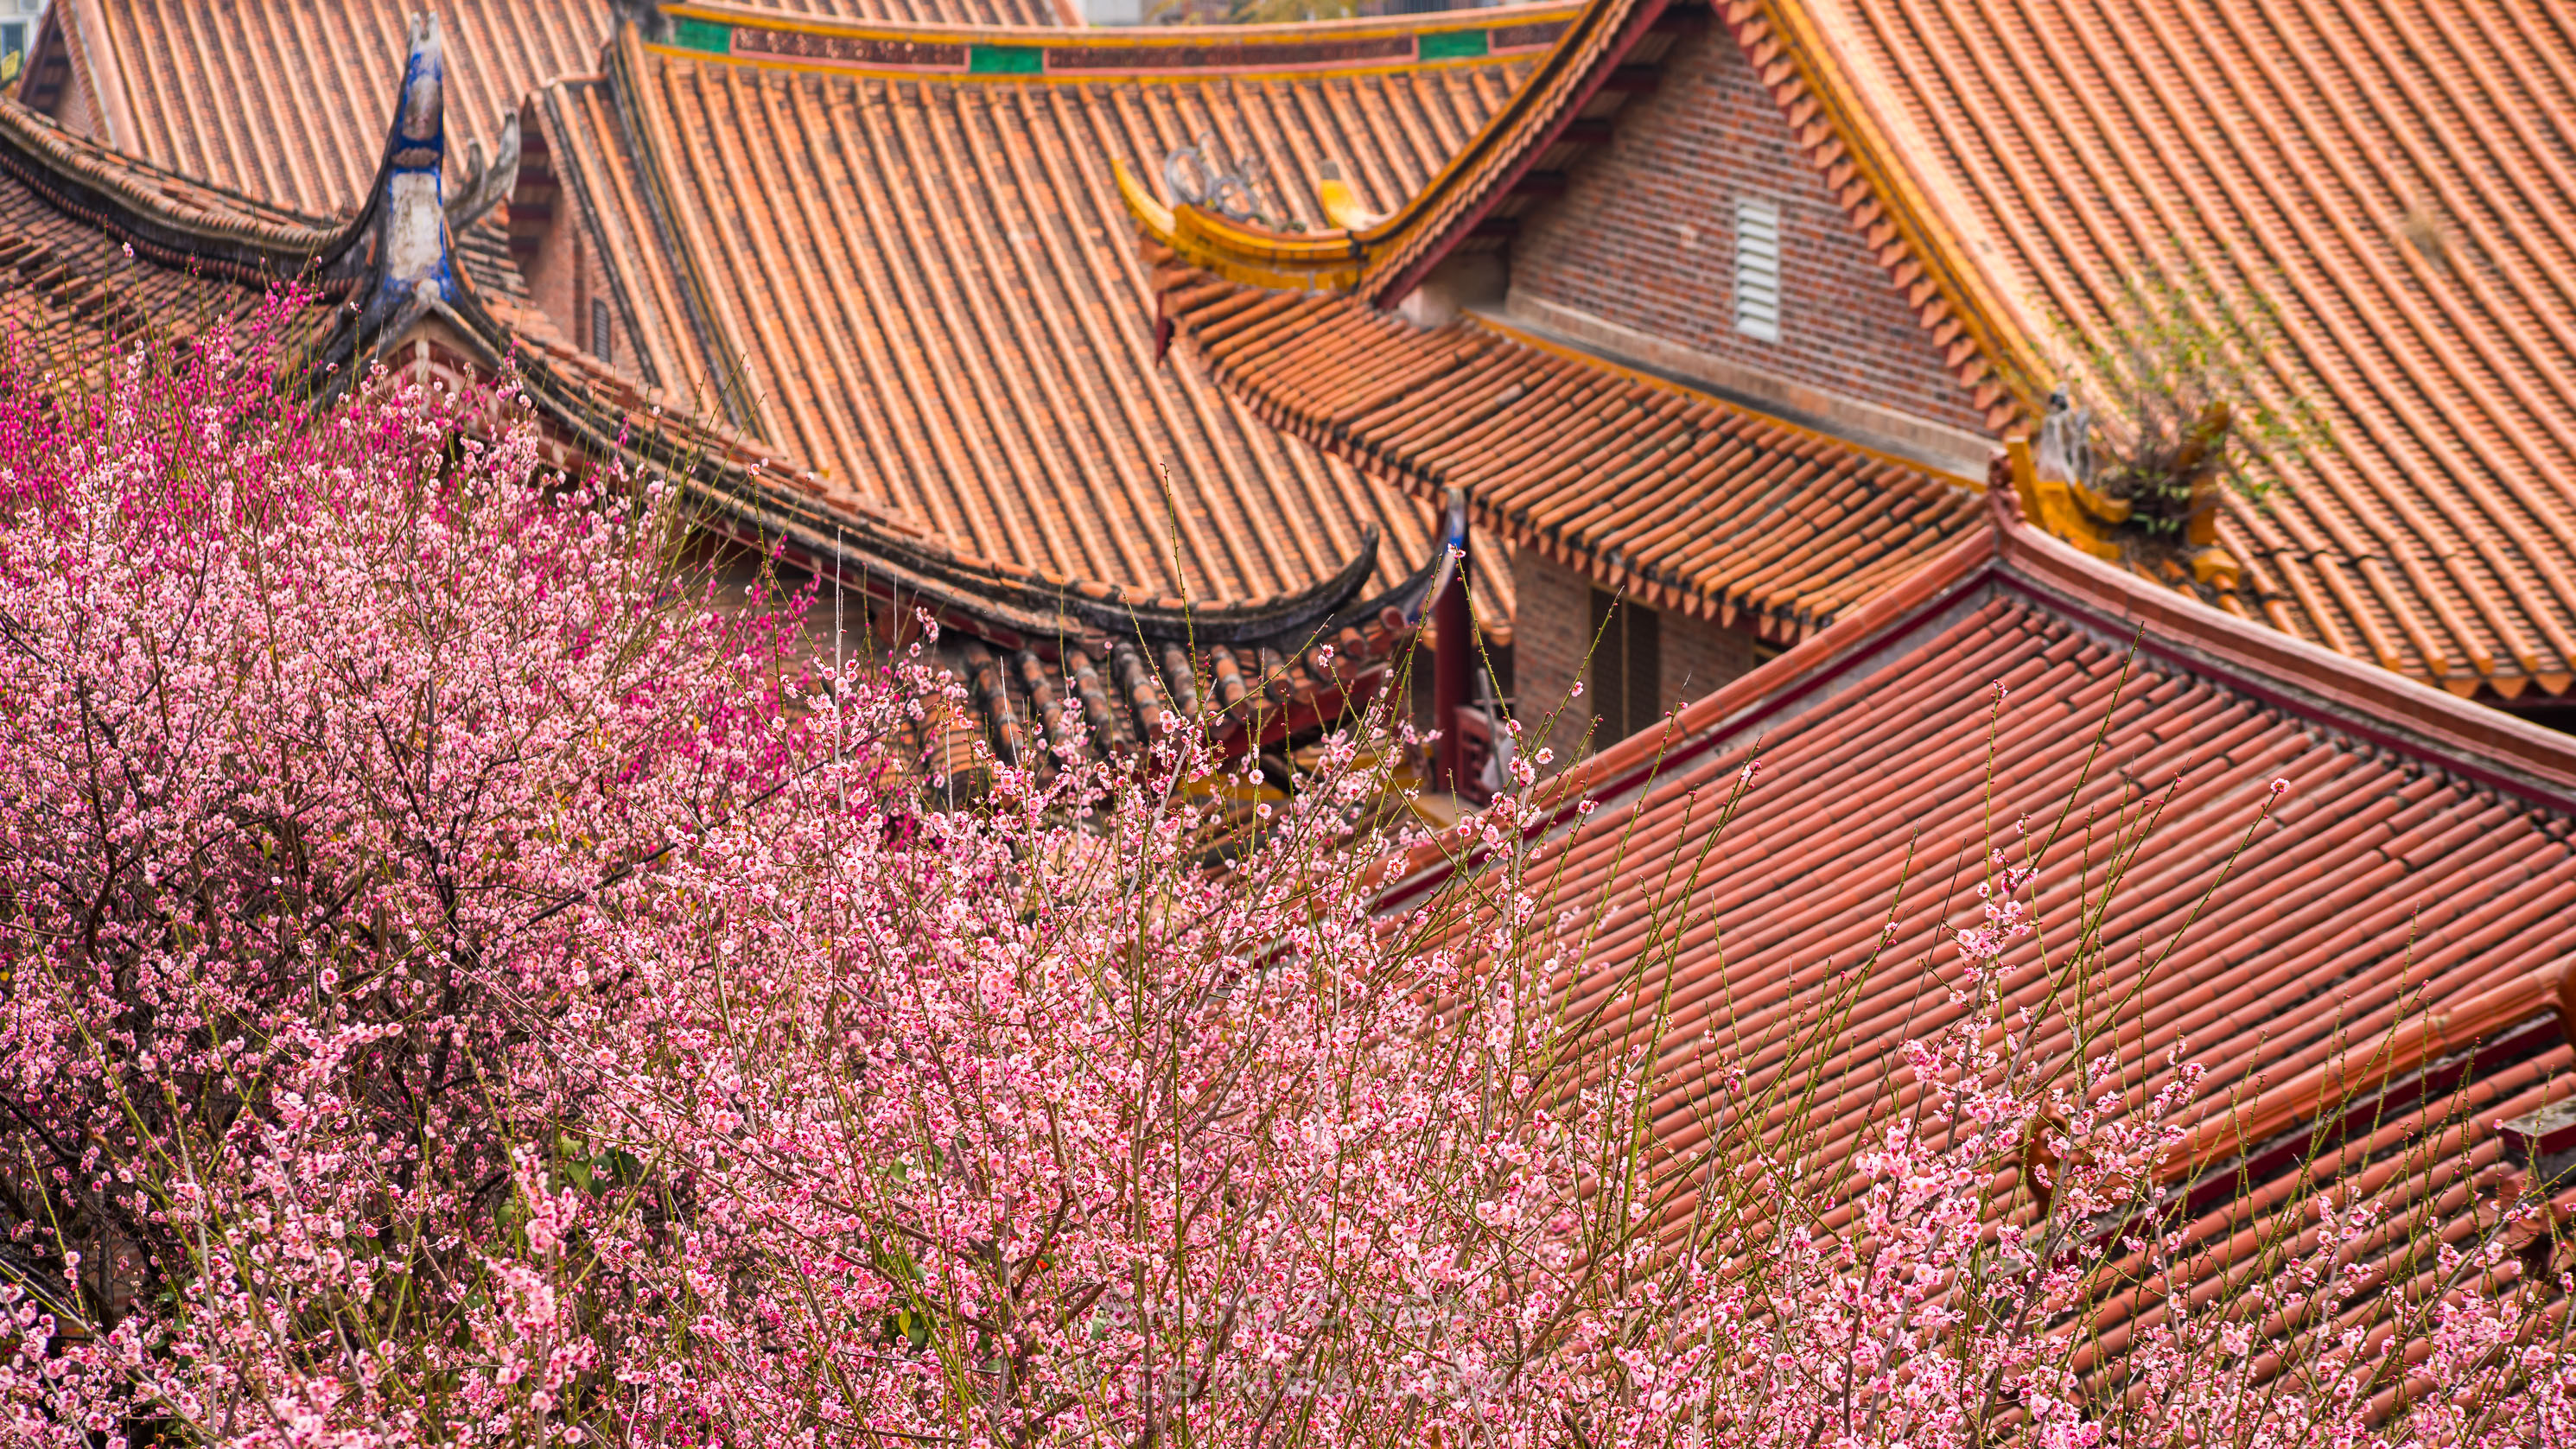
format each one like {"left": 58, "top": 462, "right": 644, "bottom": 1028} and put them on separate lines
{"left": 2050, "top": 259, "right": 2334, "bottom": 536}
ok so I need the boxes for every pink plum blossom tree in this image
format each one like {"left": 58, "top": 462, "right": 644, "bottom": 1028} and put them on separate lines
{"left": 0, "top": 308, "right": 2564, "bottom": 1448}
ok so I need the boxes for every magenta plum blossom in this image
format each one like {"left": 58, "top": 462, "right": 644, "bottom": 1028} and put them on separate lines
{"left": 0, "top": 309, "right": 2565, "bottom": 1447}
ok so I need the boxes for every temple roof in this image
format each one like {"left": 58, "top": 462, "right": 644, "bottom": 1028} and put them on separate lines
{"left": 1784, "top": 0, "right": 2576, "bottom": 700}
{"left": 14, "top": 1, "right": 1073, "bottom": 219}
{"left": 1388, "top": 493, "right": 2576, "bottom": 1298}
{"left": 536, "top": 4, "right": 1574, "bottom": 614}
{"left": 1142, "top": 0, "right": 2576, "bottom": 703}
{"left": 1154, "top": 256, "right": 1981, "bottom": 643}
{"left": 0, "top": 100, "right": 332, "bottom": 363}
{"left": 0, "top": 12, "right": 1433, "bottom": 792}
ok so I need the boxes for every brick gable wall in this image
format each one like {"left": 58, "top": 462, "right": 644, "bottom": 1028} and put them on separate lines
{"left": 1510, "top": 550, "right": 1762, "bottom": 773}
{"left": 1511, "top": 550, "right": 1594, "bottom": 766}
{"left": 512, "top": 150, "right": 627, "bottom": 387}
{"left": 1507, "top": 22, "right": 1990, "bottom": 435}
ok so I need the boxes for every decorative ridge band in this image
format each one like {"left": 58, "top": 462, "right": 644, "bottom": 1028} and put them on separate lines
{"left": 652, "top": 0, "right": 1575, "bottom": 79}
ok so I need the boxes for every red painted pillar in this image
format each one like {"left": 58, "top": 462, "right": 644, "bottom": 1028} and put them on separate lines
{"left": 1433, "top": 492, "right": 1471, "bottom": 795}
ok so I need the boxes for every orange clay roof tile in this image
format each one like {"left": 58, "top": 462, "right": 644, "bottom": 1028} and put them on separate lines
{"left": 51, "top": 1, "right": 610, "bottom": 217}
{"left": 1280, "top": 0, "right": 2576, "bottom": 699}
{"left": 35, "top": 2, "right": 1073, "bottom": 219}
{"left": 0, "top": 187, "right": 286, "bottom": 362}
{"left": 1382, "top": 508, "right": 2576, "bottom": 1300}
{"left": 1161, "top": 266, "right": 1983, "bottom": 642}
{"left": 1758, "top": 0, "right": 2576, "bottom": 698}
{"left": 544, "top": 12, "right": 1562, "bottom": 612}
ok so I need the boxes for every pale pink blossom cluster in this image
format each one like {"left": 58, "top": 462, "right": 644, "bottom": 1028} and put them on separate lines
{"left": 0, "top": 309, "right": 2564, "bottom": 1448}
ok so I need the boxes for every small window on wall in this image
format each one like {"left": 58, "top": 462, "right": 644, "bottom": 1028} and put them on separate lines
{"left": 1587, "top": 588, "right": 1663, "bottom": 747}
{"left": 589, "top": 297, "right": 613, "bottom": 367}
{"left": 1733, "top": 197, "right": 1782, "bottom": 342}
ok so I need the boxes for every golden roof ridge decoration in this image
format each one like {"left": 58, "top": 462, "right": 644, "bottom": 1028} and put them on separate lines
{"left": 650, "top": 0, "right": 1583, "bottom": 83}
{"left": 1116, "top": 0, "right": 1668, "bottom": 296}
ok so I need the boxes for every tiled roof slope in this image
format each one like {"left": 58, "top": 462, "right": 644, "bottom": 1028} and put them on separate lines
{"left": 1158, "top": 263, "right": 1981, "bottom": 642}
{"left": 0, "top": 23, "right": 1415, "bottom": 810}
{"left": 1783, "top": 0, "right": 2576, "bottom": 702}
{"left": 16, "top": 0, "right": 1070, "bottom": 220}
{"left": 544, "top": 8, "right": 1568, "bottom": 610}
{"left": 1113, "top": 0, "right": 1690, "bottom": 300}
{"left": 1390, "top": 500, "right": 2576, "bottom": 1329}
{"left": 0, "top": 102, "right": 328, "bottom": 364}
{"left": 488, "top": 304, "right": 1436, "bottom": 790}
{"left": 23, "top": 1, "right": 606, "bottom": 217}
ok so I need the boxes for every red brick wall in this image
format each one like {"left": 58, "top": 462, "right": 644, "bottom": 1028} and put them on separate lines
{"left": 1510, "top": 550, "right": 1762, "bottom": 774}
{"left": 1509, "top": 23, "right": 1989, "bottom": 434}
{"left": 1661, "top": 601, "right": 1759, "bottom": 710}
{"left": 511, "top": 122, "right": 626, "bottom": 382}
{"left": 1511, "top": 550, "right": 1594, "bottom": 768}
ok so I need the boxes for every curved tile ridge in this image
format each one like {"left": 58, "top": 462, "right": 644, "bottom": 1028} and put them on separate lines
{"left": 1790, "top": 0, "right": 2576, "bottom": 700}
{"left": 449, "top": 278, "right": 1405, "bottom": 654}
{"left": 419, "top": 275, "right": 1403, "bottom": 669}
{"left": 1116, "top": 0, "right": 1670, "bottom": 297}
{"left": 0, "top": 143, "right": 321, "bottom": 369}
{"left": 587, "top": 16, "right": 1540, "bottom": 609}
{"left": 1158, "top": 258, "right": 1983, "bottom": 645}
{"left": 0, "top": 95, "right": 339, "bottom": 264}
{"left": 487, "top": 304, "right": 1443, "bottom": 794}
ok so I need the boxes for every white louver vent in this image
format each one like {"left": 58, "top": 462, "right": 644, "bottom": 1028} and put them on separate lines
{"left": 1733, "top": 198, "right": 1782, "bottom": 342}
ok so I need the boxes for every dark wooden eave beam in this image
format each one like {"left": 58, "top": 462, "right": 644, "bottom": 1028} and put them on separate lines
{"left": 1562, "top": 118, "right": 1616, "bottom": 144}
{"left": 1602, "top": 66, "right": 1662, "bottom": 94}
{"left": 1514, "top": 171, "right": 1570, "bottom": 199}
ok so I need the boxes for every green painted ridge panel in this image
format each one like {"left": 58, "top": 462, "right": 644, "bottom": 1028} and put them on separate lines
{"left": 1417, "top": 29, "right": 1489, "bottom": 60}
{"left": 670, "top": 16, "right": 731, "bottom": 54}
{"left": 969, "top": 43, "right": 1046, "bottom": 74}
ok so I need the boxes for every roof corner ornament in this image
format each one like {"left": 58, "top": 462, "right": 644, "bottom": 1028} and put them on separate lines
{"left": 1409, "top": 487, "right": 1471, "bottom": 625}
{"left": 446, "top": 112, "right": 521, "bottom": 235}
{"left": 1162, "top": 135, "right": 1294, "bottom": 233}
{"left": 363, "top": 12, "right": 456, "bottom": 328}
{"left": 1111, "top": 153, "right": 1365, "bottom": 294}
{"left": 2033, "top": 387, "right": 2095, "bottom": 490}
{"left": 609, "top": 0, "right": 672, "bottom": 42}
{"left": 2014, "top": 390, "right": 2126, "bottom": 562}
{"left": 1316, "top": 160, "right": 1380, "bottom": 232}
